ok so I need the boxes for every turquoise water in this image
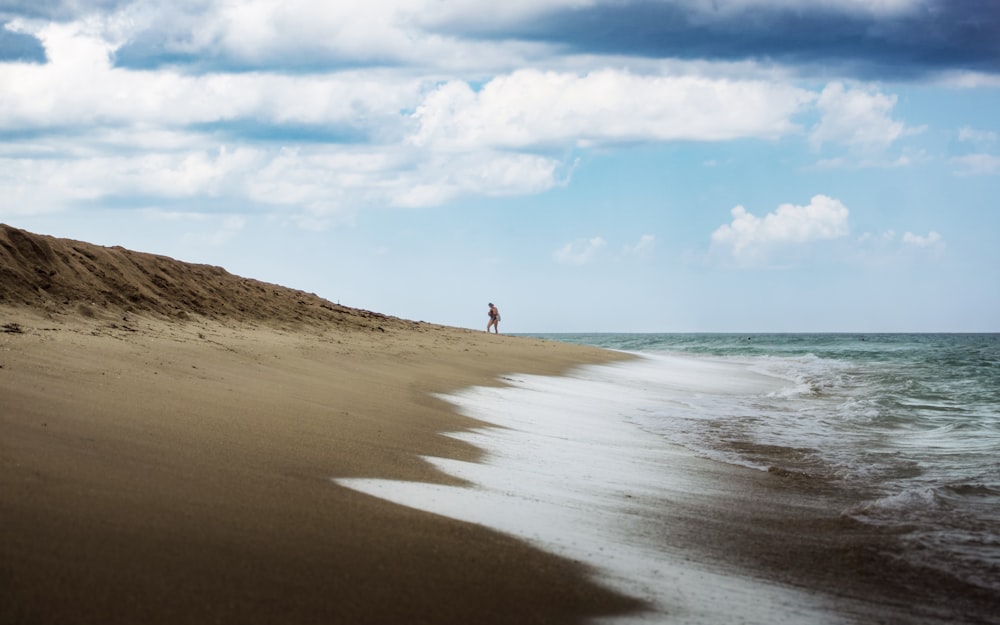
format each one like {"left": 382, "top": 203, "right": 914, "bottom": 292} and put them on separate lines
{"left": 525, "top": 333, "right": 1000, "bottom": 592}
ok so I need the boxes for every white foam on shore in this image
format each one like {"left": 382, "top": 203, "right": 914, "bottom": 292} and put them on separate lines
{"left": 335, "top": 355, "right": 850, "bottom": 624}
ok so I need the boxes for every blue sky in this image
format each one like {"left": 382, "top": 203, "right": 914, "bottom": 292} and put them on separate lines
{"left": 1, "top": 0, "right": 998, "bottom": 332}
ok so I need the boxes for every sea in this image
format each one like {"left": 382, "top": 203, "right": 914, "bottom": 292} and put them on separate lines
{"left": 533, "top": 334, "right": 1000, "bottom": 585}
{"left": 338, "top": 333, "right": 1000, "bottom": 624}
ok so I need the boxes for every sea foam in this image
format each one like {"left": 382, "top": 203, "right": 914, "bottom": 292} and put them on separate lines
{"left": 335, "top": 356, "right": 850, "bottom": 624}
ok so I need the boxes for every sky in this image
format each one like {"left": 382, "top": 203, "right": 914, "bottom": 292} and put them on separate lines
{"left": 1, "top": 0, "right": 998, "bottom": 333}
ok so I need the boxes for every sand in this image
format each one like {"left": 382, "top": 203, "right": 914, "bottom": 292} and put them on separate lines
{"left": 0, "top": 224, "right": 640, "bottom": 624}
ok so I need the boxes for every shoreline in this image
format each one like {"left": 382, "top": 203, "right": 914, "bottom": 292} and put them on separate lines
{"left": 5, "top": 307, "right": 998, "bottom": 624}
{"left": 1, "top": 307, "right": 640, "bottom": 625}
{"left": 340, "top": 356, "right": 1000, "bottom": 625}
{"left": 339, "top": 360, "right": 844, "bottom": 624}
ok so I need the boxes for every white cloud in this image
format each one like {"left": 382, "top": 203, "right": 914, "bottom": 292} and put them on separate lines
{"left": 106, "top": 0, "right": 552, "bottom": 74}
{"left": 679, "top": 0, "right": 919, "bottom": 15}
{"left": 952, "top": 153, "right": 1000, "bottom": 176}
{"left": 958, "top": 126, "right": 998, "bottom": 144}
{"left": 902, "top": 231, "right": 943, "bottom": 248}
{"left": 0, "top": 146, "right": 267, "bottom": 206}
{"left": 0, "top": 8, "right": 955, "bottom": 234}
{"left": 809, "top": 82, "right": 912, "bottom": 151}
{"left": 711, "top": 194, "right": 850, "bottom": 259}
{"left": 553, "top": 237, "right": 607, "bottom": 265}
{"left": 0, "top": 20, "right": 571, "bottom": 218}
{"left": 110, "top": 0, "right": 920, "bottom": 70}
{"left": 0, "top": 22, "right": 421, "bottom": 132}
{"left": 810, "top": 149, "right": 927, "bottom": 170}
{"left": 858, "top": 229, "right": 896, "bottom": 243}
{"left": 388, "top": 151, "right": 565, "bottom": 208}
{"left": 200, "top": 0, "right": 466, "bottom": 67}
{"left": 403, "top": 0, "right": 592, "bottom": 29}
{"left": 938, "top": 71, "right": 1000, "bottom": 89}
{"left": 0, "top": 19, "right": 816, "bottom": 223}
{"left": 857, "top": 229, "right": 945, "bottom": 259}
{"left": 410, "top": 69, "right": 814, "bottom": 149}
{"left": 623, "top": 234, "right": 656, "bottom": 256}
{"left": 0, "top": 21, "right": 821, "bottom": 222}
{"left": 0, "top": 141, "right": 570, "bottom": 221}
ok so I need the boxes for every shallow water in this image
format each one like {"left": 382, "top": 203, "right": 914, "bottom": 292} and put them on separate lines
{"left": 527, "top": 334, "right": 1000, "bottom": 594}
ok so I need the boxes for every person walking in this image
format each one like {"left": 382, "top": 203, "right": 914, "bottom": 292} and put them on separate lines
{"left": 487, "top": 302, "right": 500, "bottom": 334}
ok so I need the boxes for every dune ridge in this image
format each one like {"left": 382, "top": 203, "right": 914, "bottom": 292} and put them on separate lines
{"left": 0, "top": 223, "right": 402, "bottom": 332}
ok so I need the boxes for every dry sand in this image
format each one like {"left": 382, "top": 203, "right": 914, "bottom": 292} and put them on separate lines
{"left": 0, "top": 224, "right": 639, "bottom": 624}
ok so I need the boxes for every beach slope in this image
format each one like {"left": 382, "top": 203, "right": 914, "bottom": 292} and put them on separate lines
{"left": 0, "top": 224, "right": 639, "bottom": 625}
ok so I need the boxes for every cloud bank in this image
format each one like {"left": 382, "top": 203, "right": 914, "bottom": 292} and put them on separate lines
{"left": 0, "top": 1, "right": 992, "bottom": 229}
{"left": 456, "top": 0, "right": 1000, "bottom": 80}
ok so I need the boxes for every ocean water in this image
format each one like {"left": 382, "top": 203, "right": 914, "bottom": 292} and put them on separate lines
{"left": 529, "top": 333, "right": 1000, "bottom": 593}
{"left": 337, "top": 333, "right": 999, "bottom": 623}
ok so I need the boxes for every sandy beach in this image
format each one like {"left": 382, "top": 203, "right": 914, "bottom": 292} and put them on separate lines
{"left": 0, "top": 225, "right": 640, "bottom": 624}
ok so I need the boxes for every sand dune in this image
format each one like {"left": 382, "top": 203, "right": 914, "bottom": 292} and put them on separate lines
{"left": 1, "top": 223, "right": 406, "bottom": 331}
